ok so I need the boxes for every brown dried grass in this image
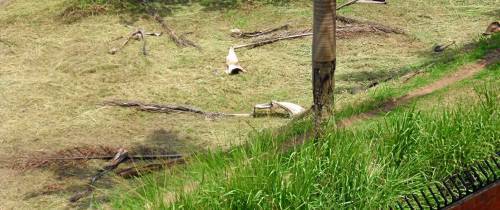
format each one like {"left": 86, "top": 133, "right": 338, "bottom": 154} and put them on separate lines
{"left": 11, "top": 145, "right": 119, "bottom": 171}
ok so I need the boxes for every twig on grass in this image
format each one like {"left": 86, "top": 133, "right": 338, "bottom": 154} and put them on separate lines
{"left": 69, "top": 148, "right": 129, "bottom": 203}
{"left": 337, "top": 0, "right": 360, "bottom": 10}
{"left": 46, "top": 154, "right": 184, "bottom": 161}
{"left": 109, "top": 29, "right": 161, "bottom": 55}
{"left": 103, "top": 100, "right": 305, "bottom": 119}
{"left": 231, "top": 24, "right": 290, "bottom": 38}
{"left": 67, "top": 149, "right": 184, "bottom": 202}
{"left": 153, "top": 15, "right": 201, "bottom": 49}
{"left": 337, "top": 0, "right": 387, "bottom": 11}
{"left": 233, "top": 21, "right": 403, "bottom": 50}
{"left": 103, "top": 100, "right": 209, "bottom": 115}
{"left": 234, "top": 31, "right": 313, "bottom": 49}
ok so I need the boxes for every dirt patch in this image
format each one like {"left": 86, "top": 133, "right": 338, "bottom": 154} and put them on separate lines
{"left": 338, "top": 49, "right": 500, "bottom": 127}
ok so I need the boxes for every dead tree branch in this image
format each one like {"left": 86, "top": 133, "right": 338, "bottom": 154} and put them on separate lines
{"left": 104, "top": 100, "right": 304, "bottom": 119}
{"left": 139, "top": 29, "right": 147, "bottom": 55}
{"left": 109, "top": 29, "right": 161, "bottom": 55}
{"left": 104, "top": 100, "right": 209, "bottom": 115}
{"left": 46, "top": 154, "right": 184, "bottom": 161}
{"left": 154, "top": 15, "right": 201, "bottom": 49}
{"left": 69, "top": 148, "right": 129, "bottom": 203}
{"left": 234, "top": 31, "right": 313, "bottom": 49}
{"left": 336, "top": 0, "right": 360, "bottom": 10}
{"left": 231, "top": 24, "right": 290, "bottom": 38}
{"left": 337, "top": 0, "right": 387, "bottom": 10}
{"left": 233, "top": 21, "right": 403, "bottom": 50}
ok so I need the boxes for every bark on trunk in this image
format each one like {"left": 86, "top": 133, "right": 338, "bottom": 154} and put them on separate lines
{"left": 312, "top": 0, "right": 336, "bottom": 139}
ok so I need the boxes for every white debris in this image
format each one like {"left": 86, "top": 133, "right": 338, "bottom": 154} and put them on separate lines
{"left": 230, "top": 28, "right": 243, "bottom": 37}
{"left": 226, "top": 47, "right": 246, "bottom": 75}
{"left": 254, "top": 101, "right": 306, "bottom": 117}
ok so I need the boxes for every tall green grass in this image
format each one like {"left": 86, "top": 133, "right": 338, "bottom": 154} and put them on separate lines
{"left": 112, "top": 80, "right": 498, "bottom": 209}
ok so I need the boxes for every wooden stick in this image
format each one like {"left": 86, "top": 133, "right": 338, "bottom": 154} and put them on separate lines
{"left": 109, "top": 34, "right": 133, "bottom": 55}
{"left": 233, "top": 19, "right": 404, "bottom": 50}
{"left": 232, "top": 24, "right": 290, "bottom": 38}
{"left": 154, "top": 15, "right": 201, "bottom": 49}
{"left": 104, "top": 100, "right": 206, "bottom": 115}
{"left": 336, "top": 0, "right": 360, "bottom": 10}
{"left": 69, "top": 148, "right": 129, "bottom": 203}
{"left": 337, "top": 0, "right": 387, "bottom": 10}
{"left": 46, "top": 154, "right": 184, "bottom": 161}
{"left": 137, "top": 29, "right": 147, "bottom": 56}
{"left": 103, "top": 100, "right": 300, "bottom": 119}
{"left": 109, "top": 29, "right": 160, "bottom": 55}
{"left": 233, "top": 32, "right": 313, "bottom": 49}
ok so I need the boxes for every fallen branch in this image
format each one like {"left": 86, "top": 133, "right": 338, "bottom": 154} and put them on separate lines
{"left": 104, "top": 100, "right": 209, "bottom": 115}
{"left": 154, "top": 15, "right": 201, "bottom": 49}
{"left": 234, "top": 31, "right": 313, "bottom": 49}
{"left": 69, "top": 148, "right": 129, "bottom": 203}
{"left": 337, "top": 0, "right": 360, "bottom": 10}
{"left": 139, "top": 29, "right": 147, "bottom": 55}
{"left": 233, "top": 23, "right": 396, "bottom": 49}
{"left": 109, "top": 29, "right": 161, "bottom": 55}
{"left": 337, "top": 15, "right": 405, "bottom": 34}
{"left": 337, "top": 0, "right": 387, "bottom": 10}
{"left": 231, "top": 24, "right": 289, "bottom": 38}
{"left": 46, "top": 154, "right": 184, "bottom": 161}
{"left": 104, "top": 100, "right": 305, "bottom": 119}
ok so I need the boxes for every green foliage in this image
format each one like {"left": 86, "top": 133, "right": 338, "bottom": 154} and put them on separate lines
{"left": 211, "top": 88, "right": 493, "bottom": 209}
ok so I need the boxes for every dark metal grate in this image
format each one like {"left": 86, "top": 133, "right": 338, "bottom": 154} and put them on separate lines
{"left": 392, "top": 154, "right": 499, "bottom": 210}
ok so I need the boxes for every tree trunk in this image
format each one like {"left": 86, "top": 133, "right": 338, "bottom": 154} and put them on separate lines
{"left": 312, "top": 0, "right": 336, "bottom": 139}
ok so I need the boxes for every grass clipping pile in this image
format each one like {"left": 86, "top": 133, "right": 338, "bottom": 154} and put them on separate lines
{"left": 8, "top": 145, "right": 120, "bottom": 171}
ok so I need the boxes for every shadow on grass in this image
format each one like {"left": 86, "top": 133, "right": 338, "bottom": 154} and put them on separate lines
{"left": 20, "top": 127, "right": 202, "bottom": 204}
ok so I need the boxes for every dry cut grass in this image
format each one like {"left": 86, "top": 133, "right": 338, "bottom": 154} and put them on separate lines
{"left": 0, "top": 0, "right": 498, "bottom": 208}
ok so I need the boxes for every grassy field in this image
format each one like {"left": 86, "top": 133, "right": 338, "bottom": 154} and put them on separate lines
{"left": 111, "top": 35, "right": 499, "bottom": 209}
{"left": 0, "top": 0, "right": 498, "bottom": 208}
